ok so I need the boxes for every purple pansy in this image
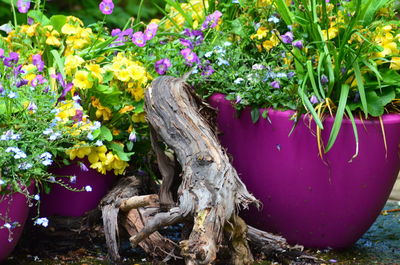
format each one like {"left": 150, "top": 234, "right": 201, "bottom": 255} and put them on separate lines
{"left": 144, "top": 23, "right": 158, "bottom": 41}
{"left": 201, "top": 10, "right": 223, "bottom": 31}
{"left": 180, "top": 48, "right": 200, "bottom": 65}
{"left": 32, "top": 54, "right": 44, "bottom": 72}
{"left": 16, "top": 79, "right": 29, "bottom": 88}
{"left": 310, "top": 95, "right": 319, "bottom": 104}
{"left": 17, "top": 0, "right": 30, "bottom": 13}
{"left": 292, "top": 40, "right": 303, "bottom": 49}
{"left": 99, "top": 0, "right": 114, "bottom": 15}
{"left": 154, "top": 58, "right": 172, "bottom": 75}
{"left": 270, "top": 81, "right": 280, "bottom": 89}
{"left": 52, "top": 73, "right": 73, "bottom": 102}
{"left": 321, "top": 74, "right": 329, "bottom": 85}
{"left": 110, "top": 28, "right": 133, "bottom": 47}
{"left": 132, "top": 31, "right": 146, "bottom": 47}
{"left": 179, "top": 38, "right": 193, "bottom": 49}
{"left": 3, "top": 52, "right": 19, "bottom": 67}
{"left": 31, "top": 75, "right": 47, "bottom": 87}
{"left": 281, "top": 31, "right": 294, "bottom": 44}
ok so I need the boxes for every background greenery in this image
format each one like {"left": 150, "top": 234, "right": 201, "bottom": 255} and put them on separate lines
{"left": 0, "top": 0, "right": 164, "bottom": 28}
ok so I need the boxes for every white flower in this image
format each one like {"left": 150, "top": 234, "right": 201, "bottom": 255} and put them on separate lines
{"left": 43, "top": 128, "right": 53, "bottom": 135}
{"left": 0, "top": 179, "right": 4, "bottom": 185}
{"left": 85, "top": 185, "right": 92, "bottom": 192}
{"left": 223, "top": 41, "right": 232, "bottom": 46}
{"left": 234, "top": 78, "right": 244, "bottom": 84}
{"left": 70, "top": 175, "right": 77, "bottom": 183}
{"left": 87, "top": 132, "right": 94, "bottom": 141}
{"left": 268, "top": 15, "right": 280, "bottom": 24}
{"left": 204, "top": 51, "right": 213, "bottom": 58}
{"left": 276, "top": 72, "right": 287, "bottom": 78}
{"left": 3, "top": 223, "right": 11, "bottom": 229}
{"left": 8, "top": 92, "right": 17, "bottom": 98}
{"left": 252, "top": 64, "right": 265, "bottom": 70}
{"left": 40, "top": 152, "right": 52, "bottom": 160}
{"left": 34, "top": 217, "right": 49, "bottom": 227}
{"left": 217, "top": 58, "right": 230, "bottom": 66}
{"left": 95, "top": 140, "right": 103, "bottom": 146}
{"left": 90, "top": 121, "right": 101, "bottom": 131}
{"left": 72, "top": 95, "right": 81, "bottom": 101}
{"left": 0, "top": 23, "right": 13, "bottom": 34}
{"left": 49, "top": 132, "right": 61, "bottom": 141}
{"left": 34, "top": 194, "right": 40, "bottom": 201}
{"left": 42, "top": 159, "right": 53, "bottom": 166}
{"left": 48, "top": 176, "right": 56, "bottom": 182}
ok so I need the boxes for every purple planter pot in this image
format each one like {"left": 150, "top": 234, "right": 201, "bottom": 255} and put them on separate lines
{"left": 0, "top": 185, "right": 34, "bottom": 262}
{"left": 209, "top": 93, "right": 400, "bottom": 249}
{"left": 40, "top": 161, "right": 116, "bottom": 217}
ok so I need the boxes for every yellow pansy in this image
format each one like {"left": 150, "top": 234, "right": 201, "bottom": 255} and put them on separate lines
{"left": 85, "top": 64, "right": 104, "bottom": 83}
{"left": 390, "top": 57, "right": 400, "bottom": 70}
{"left": 251, "top": 26, "right": 268, "bottom": 40}
{"left": 127, "top": 85, "right": 145, "bottom": 102}
{"left": 88, "top": 145, "right": 108, "bottom": 164}
{"left": 66, "top": 144, "right": 92, "bottom": 160}
{"left": 321, "top": 27, "right": 339, "bottom": 41}
{"left": 132, "top": 113, "right": 146, "bottom": 123}
{"left": 73, "top": 70, "right": 93, "bottom": 89}
{"left": 119, "top": 105, "right": 134, "bottom": 114}
{"left": 65, "top": 55, "right": 85, "bottom": 76}
{"left": 91, "top": 97, "right": 112, "bottom": 121}
{"left": 44, "top": 25, "right": 61, "bottom": 47}
{"left": 20, "top": 23, "right": 38, "bottom": 37}
{"left": 128, "top": 63, "right": 146, "bottom": 81}
{"left": 115, "top": 68, "right": 131, "bottom": 82}
{"left": 22, "top": 64, "right": 37, "bottom": 82}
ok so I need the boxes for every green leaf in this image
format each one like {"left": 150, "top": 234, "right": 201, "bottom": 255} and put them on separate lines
{"left": 50, "top": 50, "right": 65, "bottom": 80}
{"left": 306, "top": 60, "right": 322, "bottom": 101}
{"left": 261, "top": 110, "right": 268, "bottom": 119}
{"left": 345, "top": 106, "right": 359, "bottom": 162}
{"left": 50, "top": 15, "right": 67, "bottom": 33}
{"left": 92, "top": 128, "right": 101, "bottom": 139}
{"left": 251, "top": 108, "right": 260, "bottom": 124}
{"left": 27, "top": 10, "right": 50, "bottom": 25}
{"left": 298, "top": 74, "right": 324, "bottom": 130}
{"left": 366, "top": 88, "right": 395, "bottom": 116}
{"left": 100, "top": 126, "right": 113, "bottom": 141}
{"left": 325, "top": 84, "right": 350, "bottom": 153}
{"left": 109, "top": 142, "right": 134, "bottom": 161}
{"left": 126, "top": 141, "right": 133, "bottom": 151}
{"left": 361, "top": 0, "right": 392, "bottom": 26}
{"left": 353, "top": 60, "right": 368, "bottom": 118}
{"left": 230, "top": 19, "right": 246, "bottom": 38}
{"left": 274, "top": 0, "right": 294, "bottom": 25}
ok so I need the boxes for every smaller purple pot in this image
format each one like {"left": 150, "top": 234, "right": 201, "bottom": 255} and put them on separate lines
{"left": 40, "top": 160, "right": 116, "bottom": 217}
{"left": 0, "top": 185, "right": 34, "bottom": 262}
{"left": 209, "top": 93, "right": 400, "bottom": 249}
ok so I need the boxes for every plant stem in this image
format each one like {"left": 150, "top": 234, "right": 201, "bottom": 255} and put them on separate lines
{"left": 10, "top": 0, "right": 18, "bottom": 28}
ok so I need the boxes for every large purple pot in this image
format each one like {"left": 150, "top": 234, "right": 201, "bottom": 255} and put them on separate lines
{"left": 0, "top": 185, "right": 34, "bottom": 262}
{"left": 209, "top": 93, "right": 400, "bottom": 249}
{"left": 40, "top": 161, "right": 115, "bottom": 217}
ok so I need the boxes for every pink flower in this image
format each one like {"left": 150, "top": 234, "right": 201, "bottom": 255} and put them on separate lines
{"left": 180, "top": 48, "right": 200, "bottom": 65}
{"left": 132, "top": 31, "right": 146, "bottom": 47}
{"left": 144, "top": 23, "right": 158, "bottom": 41}
{"left": 17, "top": 0, "right": 30, "bottom": 13}
{"left": 99, "top": 0, "right": 114, "bottom": 15}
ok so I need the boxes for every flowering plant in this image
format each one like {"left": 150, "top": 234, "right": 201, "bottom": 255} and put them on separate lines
{"left": 160, "top": 0, "right": 400, "bottom": 154}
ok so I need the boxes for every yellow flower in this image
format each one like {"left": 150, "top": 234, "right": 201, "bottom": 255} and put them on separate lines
{"left": 390, "top": 57, "right": 400, "bottom": 70}
{"left": 115, "top": 68, "right": 131, "bottom": 82}
{"left": 62, "top": 16, "right": 84, "bottom": 35}
{"left": 44, "top": 25, "right": 61, "bottom": 47}
{"left": 90, "top": 162, "right": 107, "bottom": 174}
{"left": 56, "top": 100, "right": 82, "bottom": 121}
{"left": 112, "top": 128, "right": 120, "bottom": 136}
{"left": 66, "top": 144, "right": 92, "bottom": 160}
{"left": 20, "top": 24, "right": 38, "bottom": 37}
{"left": 65, "top": 55, "right": 85, "bottom": 76}
{"left": 129, "top": 63, "right": 147, "bottom": 81}
{"left": 85, "top": 64, "right": 104, "bottom": 83}
{"left": 251, "top": 26, "right": 268, "bottom": 40}
{"left": 119, "top": 105, "right": 134, "bottom": 114}
{"left": 91, "top": 97, "right": 112, "bottom": 121}
{"left": 127, "top": 85, "right": 145, "bottom": 101}
{"left": 132, "top": 113, "right": 146, "bottom": 123}
{"left": 321, "top": 27, "right": 339, "bottom": 41}
{"left": 22, "top": 64, "right": 37, "bottom": 82}
{"left": 88, "top": 145, "right": 108, "bottom": 164}
{"left": 73, "top": 70, "right": 93, "bottom": 89}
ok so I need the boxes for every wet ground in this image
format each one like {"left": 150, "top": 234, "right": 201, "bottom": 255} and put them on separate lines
{"left": 3, "top": 201, "right": 400, "bottom": 265}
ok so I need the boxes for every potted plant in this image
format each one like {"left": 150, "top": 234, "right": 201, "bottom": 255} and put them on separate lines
{"left": 139, "top": 0, "right": 400, "bottom": 248}
{"left": 0, "top": 43, "right": 96, "bottom": 260}
{"left": 0, "top": 0, "right": 157, "bottom": 216}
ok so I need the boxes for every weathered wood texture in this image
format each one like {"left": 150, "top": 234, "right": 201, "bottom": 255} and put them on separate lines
{"left": 143, "top": 76, "right": 259, "bottom": 264}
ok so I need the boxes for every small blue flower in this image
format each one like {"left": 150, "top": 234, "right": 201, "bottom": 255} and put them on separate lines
{"left": 232, "top": 0, "right": 239, "bottom": 3}
{"left": 90, "top": 121, "right": 101, "bottom": 131}
{"left": 0, "top": 179, "right": 5, "bottom": 185}
{"left": 129, "top": 132, "right": 137, "bottom": 142}
{"left": 217, "top": 58, "right": 230, "bottom": 66}
{"left": 70, "top": 175, "right": 77, "bottom": 183}
{"left": 87, "top": 132, "right": 94, "bottom": 141}
{"left": 34, "top": 194, "right": 40, "bottom": 201}
{"left": 204, "top": 51, "right": 213, "bottom": 58}
{"left": 85, "top": 185, "right": 92, "bottom": 192}
{"left": 8, "top": 92, "right": 17, "bottom": 98}
{"left": 95, "top": 140, "right": 103, "bottom": 146}
{"left": 234, "top": 78, "right": 244, "bottom": 84}
{"left": 43, "top": 128, "right": 53, "bottom": 135}
{"left": 49, "top": 132, "right": 61, "bottom": 141}
{"left": 78, "top": 162, "right": 89, "bottom": 172}
{"left": 268, "top": 15, "right": 280, "bottom": 24}
{"left": 40, "top": 152, "right": 52, "bottom": 160}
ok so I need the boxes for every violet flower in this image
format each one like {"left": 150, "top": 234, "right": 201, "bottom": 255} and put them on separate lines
{"left": 17, "top": 0, "right": 30, "bottom": 13}
{"left": 180, "top": 38, "right": 193, "bottom": 49}
{"left": 132, "top": 31, "right": 146, "bottom": 47}
{"left": 3, "top": 52, "right": 19, "bottom": 67}
{"left": 16, "top": 79, "right": 28, "bottom": 88}
{"left": 31, "top": 75, "right": 47, "bottom": 87}
{"left": 270, "top": 81, "right": 280, "bottom": 89}
{"left": 27, "top": 102, "right": 37, "bottom": 112}
{"left": 201, "top": 10, "right": 223, "bottom": 31}
{"left": 99, "top": 0, "right": 114, "bottom": 15}
{"left": 310, "top": 95, "right": 319, "bottom": 104}
{"left": 32, "top": 54, "right": 44, "bottom": 72}
{"left": 144, "top": 23, "right": 158, "bottom": 41}
{"left": 281, "top": 31, "right": 294, "bottom": 44}
{"left": 154, "top": 58, "right": 172, "bottom": 75}
{"left": 292, "top": 40, "right": 303, "bottom": 49}
{"left": 321, "top": 74, "right": 329, "bottom": 85}
{"left": 27, "top": 17, "right": 34, "bottom": 25}
{"left": 201, "top": 64, "right": 215, "bottom": 76}
{"left": 180, "top": 48, "right": 200, "bottom": 65}
{"left": 129, "top": 132, "right": 137, "bottom": 142}
{"left": 0, "top": 48, "right": 4, "bottom": 58}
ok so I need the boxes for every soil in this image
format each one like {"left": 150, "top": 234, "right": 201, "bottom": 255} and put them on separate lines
{"left": 3, "top": 202, "right": 400, "bottom": 265}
